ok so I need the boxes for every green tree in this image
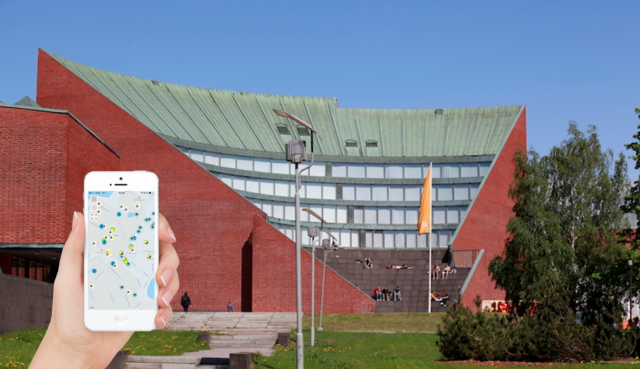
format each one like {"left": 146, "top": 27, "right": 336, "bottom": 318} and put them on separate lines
{"left": 489, "top": 123, "right": 629, "bottom": 325}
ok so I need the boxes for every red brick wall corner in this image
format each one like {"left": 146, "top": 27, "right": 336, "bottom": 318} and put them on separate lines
{"left": 251, "top": 215, "right": 376, "bottom": 314}
{"left": 452, "top": 107, "right": 527, "bottom": 306}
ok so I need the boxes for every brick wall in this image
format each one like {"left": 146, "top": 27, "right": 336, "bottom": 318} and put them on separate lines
{"left": 37, "top": 50, "right": 370, "bottom": 314}
{"left": 0, "top": 273, "right": 53, "bottom": 334}
{"left": 251, "top": 215, "right": 376, "bottom": 313}
{"left": 0, "top": 107, "right": 119, "bottom": 244}
{"left": 452, "top": 108, "right": 527, "bottom": 306}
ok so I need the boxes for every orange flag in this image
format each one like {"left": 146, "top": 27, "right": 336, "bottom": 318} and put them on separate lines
{"left": 418, "top": 163, "right": 432, "bottom": 234}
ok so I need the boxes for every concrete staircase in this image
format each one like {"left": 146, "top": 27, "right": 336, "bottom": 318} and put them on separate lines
{"left": 323, "top": 249, "right": 470, "bottom": 313}
{"left": 124, "top": 356, "right": 228, "bottom": 369}
{"left": 164, "top": 312, "right": 297, "bottom": 332}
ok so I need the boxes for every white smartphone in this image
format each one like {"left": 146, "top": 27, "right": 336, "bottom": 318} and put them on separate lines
{"left": 83, "top": 171, "right": 159, "bottom": 331}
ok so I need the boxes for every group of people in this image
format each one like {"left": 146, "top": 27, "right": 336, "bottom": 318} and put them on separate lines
{"left": 431, "top": 263, "right": 455, "bottom": 279}
{"left": 371, "top": 286, "right": 402, "bottom": 301}
{"left": 430, "top": 291, "right": 451, "bottom": 306}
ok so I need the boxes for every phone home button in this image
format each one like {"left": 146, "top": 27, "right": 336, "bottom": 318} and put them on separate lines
{"left": 114, "top": 313, "right": 128, "bottom": 327}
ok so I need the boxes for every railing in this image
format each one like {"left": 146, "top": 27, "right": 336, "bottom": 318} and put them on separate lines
{"left": 452, "top": 250, "right": 481, "bottom": 268}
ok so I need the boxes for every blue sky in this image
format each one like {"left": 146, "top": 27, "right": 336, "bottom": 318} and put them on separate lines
{"left": 1, "top": 1, "right": 638, "bottom": 175}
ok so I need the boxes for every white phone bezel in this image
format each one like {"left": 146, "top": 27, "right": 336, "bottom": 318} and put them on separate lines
{"left": 83, "top": 171, "right": 159, "bottom": 331}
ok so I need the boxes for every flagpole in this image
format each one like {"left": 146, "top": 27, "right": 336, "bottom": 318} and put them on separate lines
{"left": 428, "top": 232, "right": 432, "bottom": 313}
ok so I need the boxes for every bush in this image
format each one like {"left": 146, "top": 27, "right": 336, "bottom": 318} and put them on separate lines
{"left": 437, "top": 291, "right": 633, "bottom": 362}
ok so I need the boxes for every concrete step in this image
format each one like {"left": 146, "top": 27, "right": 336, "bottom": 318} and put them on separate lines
{"left": 127, "top": 356, "right": 200, "bottom": 363}
{"left": 124, "top": 364, "right": 225, "bottom": 369}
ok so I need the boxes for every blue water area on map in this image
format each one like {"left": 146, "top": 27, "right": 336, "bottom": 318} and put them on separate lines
{"left": 128, "top": 213, "right": 134, "bottom": 218}
{"left": 147, "top": 281, "right": 155, "bottom": 299}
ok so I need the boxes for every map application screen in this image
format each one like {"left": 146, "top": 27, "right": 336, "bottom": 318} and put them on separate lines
{"left": 87, "top": 191, "right": 157, "bottom": 310}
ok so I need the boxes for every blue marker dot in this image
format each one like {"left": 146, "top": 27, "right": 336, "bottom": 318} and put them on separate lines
{"left": 117, "top": 212, "right": 122, "bottom": 217}
{"left": 133, "top": 293, "right": 137, "bottom": 297}
{"left": 120, "top": 255, "right": 123, "bottom": 259}
{"left": 119, "top": 285, "right": 124, "bottom": 290}
{"left": 102, "top": 240, "right": 107, "bottom": 245}
{"left": 110, "top": 261, "right": 115, "bottom": 266}
{"left": 132, "top": 236, "right": 137, "bottom": 241}
{"left": 99, "top": 224, "right": 105, "bottom": 229}
{"left": 92, "top": 269, "right": 97, "bottom": 273}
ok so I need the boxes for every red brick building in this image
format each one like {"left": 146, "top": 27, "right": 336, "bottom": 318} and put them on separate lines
{"left": 0, "top": 49, "right": 526, "bottom": 312}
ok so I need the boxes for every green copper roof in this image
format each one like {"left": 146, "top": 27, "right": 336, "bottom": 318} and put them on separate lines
{"left": 15, "top": 96, "right": 40, "bottom": 108}
{"left": 44, "top": 50, "right": 523, "bottom": 158}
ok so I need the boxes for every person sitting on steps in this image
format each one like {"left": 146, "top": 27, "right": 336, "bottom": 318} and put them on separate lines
{"left": 432, "top": 263, "right": 441, "bottom": 279}
{"left": 442, "top": 263, "right": 452, "bottom": 279}
{"left": 364, "top": 257, "right": 373, "bottom": 269}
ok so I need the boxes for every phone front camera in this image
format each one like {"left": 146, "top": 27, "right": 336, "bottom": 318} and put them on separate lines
{"left": 119, "top": 177, "right": 123, "bottom": 180}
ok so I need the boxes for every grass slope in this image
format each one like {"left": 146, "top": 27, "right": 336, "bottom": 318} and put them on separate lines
{"left": 303, "top": 313, "right": 445, "bottom": 332}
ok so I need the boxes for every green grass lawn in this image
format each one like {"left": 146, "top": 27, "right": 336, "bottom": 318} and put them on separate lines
{"left": 254, "top": 331, "right": 632, "bottom": 369}
{"left": 303, "top": 312, "right": 446, "bottom": 333}
{"left": 0, "top": 327, "right": 208, "bottom": 368}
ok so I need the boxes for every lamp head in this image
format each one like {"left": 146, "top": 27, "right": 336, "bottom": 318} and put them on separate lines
{"left": 273, "top": 109, "right": 317, "bottom": 133}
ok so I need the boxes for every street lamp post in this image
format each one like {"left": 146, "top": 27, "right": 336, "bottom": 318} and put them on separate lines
{"left": 302, "top": 208, "right": 328, "bottom": 347}
{"left": 273, "top": 109, "right": 316, "bottom": 369}
{"left": 317, "top": 229, "right": 337, "bottom": 331}
{"left": 629, "top": 259, "right": 634, "bottom": 323}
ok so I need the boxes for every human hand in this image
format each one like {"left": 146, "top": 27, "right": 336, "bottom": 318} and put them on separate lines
{"left": 30, "top": 211, "right": 180, "bottom": 369}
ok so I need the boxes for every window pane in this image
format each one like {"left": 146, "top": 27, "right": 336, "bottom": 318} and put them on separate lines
{"left": 274, "top": 181, "right": 289, "bottom": 197}
{"left": 341, "top": 230, "right": 351, "bottom": 247}
{"left": 301, "top": 227, "right": 309, "bottom": 245}
{"left": 406, "top": 232, "right": 417, "bottom": 248}
{"left": 386, "top": 164, "right": 403, "bottom": 179}
{"left": 220, "top": 154, "right": 235, "bottom": 168}
{"left": 236, "top": 156, "right": 253, "bottom": 171}
{"left": 372, "top": 185, "right": 388, "bottom": 201}
{"left": 306, "top": 183, "right": 322, "bottom": 199}
{"left": 373, "top": 232, "right": 384, "bottom": 248}
{"left": 442, "top": 163, "right": 460, "bottom": 178}
{"left": 232, "top": 177, "right": 245, "bottom": 191}
{"left": 437, "top": 184, "right": 453, "bottom": 201}
{"left": 343, "top": 185, "right": 355, "bottom": 201}
{"left": 461, "top": 205, "right": 469, "bottom": 219}
{"left": 433, "top": 207, "right": 446, "bottom": 224}
{"left": 378, "top": 207, "right": 391, "bottom": 224}
{"left": 254, "top": 158, "right": 270, "bottom": 172}
{"left": 262, "top": 202, "right": 272, "bottom": 217}
{"left": 285, "top": 203, "right": 295, "bottom": 221}
{"left": 395, "top": 232, "right": 405, "bottom": 248}
{"left": 447, "top": 207, "right": 459, "bottom": 224}
{"left": 349, "top": 163, "right": 365, "bottom": 178}
{"left": 246, "top": 178, "right": 260, "bottom": 193}
{"left": 356, "top": 185, "right": 371, "bottom": 201}
{"left": 190, "top": 149, "right": 204, "bottom": 162}
{"left": 205, "top": 152, "right": 219, "bottom": 165}
{"left": 454, "top": 185, "right": 469, "bottom": 201}
{"left": 364, "top": 207, "right": 377, "bottom": 224}
{"left": 332, "top": 163, "right": 347, "bottom": 177}
{"left": 323, "top": 183, "right": 337, "bottom": 200}
{"left": 354, "top": 207, "right": 364, "bottom": 224}
{"left": 365, "top": 231, "right": 373, "bottom": 247}
{"left": 405, "top": 207, "right": 419, "bottom": 225}
{"left": 323, "top": 206, "right": 336, "bottom": 223}
{"left": 384, "top": 231, "right": 395, "bottom": 248}
{"left": 432, "top": 185, "right": 437, "bottom": 201}
{"left": 392, "top": 208, "right": 405, "bottom": 224}
{"left": 260, "top": 179, "right": 274, "bottom": 195}
{"left": 389, "top": 185, "right": 403, "bottom": 201}
{"left": 352, "top": 231, "right": 359, "bottom": 247}
{"left": 310, "top": 205, "right": 323, "bottom": 222}
{"left": 286, "top": 227, "right": 294, "bottom": 241}
{"left": 367, "top": 164, "right": 384, "bottom": 178}
{"left": 461, "top": 163, "right": 479, "bottom": 177}
{"left": 272, "top": 160, "right": 290, "bottom": 175}
{"left": 405, "top": 186, "right": 421, "bottom": 201}
{"left": 178, "top": 146, "right": 189, "bottom": 155}
{"left": 309, "top": 162, "right": 326, "bottom": 177}
{"left": 220, "top": 174, "right": 232, "bottom": 186}
{"left": 336, "top": 206, "right": 348, "bottom": 224}
{"left": 251, "top": 198, "right": 261, "bottom": 208}
{"left": 273, "top": 202, "right": 284, "bottom": 219}
{"left": 470, "top": 183, "right": 480, "bottom": 199}
{"left": 405, "top": 164, "right": 422, "bottom": 179}
{"left": 479, "top": 162, "right": 491, "bottom": 176}
{"left": 430, "top": 164, "right": 441, "bottom": 178}
{"left": 438, "top": 230, "right": 450, "bottom": 248}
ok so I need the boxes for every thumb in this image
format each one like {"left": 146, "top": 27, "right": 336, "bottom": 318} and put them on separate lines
{"left": 56, "top": 212, "right": 85, "bottom": 283}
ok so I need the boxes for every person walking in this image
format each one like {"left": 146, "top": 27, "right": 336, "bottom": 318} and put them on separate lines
{"left": 227, "top": 301, "right": 234, "bottom": 312}
{"left": 181, "top": 292, "right": 192, "bottom": 312}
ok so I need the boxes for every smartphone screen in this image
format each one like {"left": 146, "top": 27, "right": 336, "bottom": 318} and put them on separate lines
{"left": 86, "top": 190, "right": 157, "bottom": 311}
